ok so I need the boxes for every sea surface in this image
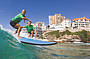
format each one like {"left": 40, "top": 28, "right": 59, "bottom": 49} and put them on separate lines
{"left": 0, "top": 30, "right": 90, "bottom": 59}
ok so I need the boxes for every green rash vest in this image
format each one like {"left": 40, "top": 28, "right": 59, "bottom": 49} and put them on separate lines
{"left": 12, "top": 13, "right": 24, "bottom": 23}
{"left": 25, "top": 25, "right": 35, "bottom": 33}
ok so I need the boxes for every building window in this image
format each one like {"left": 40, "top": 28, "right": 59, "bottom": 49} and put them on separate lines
{"left": 75, "top": 24, "right": 77, "bottom": 25}
{"left": 82, "top": 24, "right": 84, "bottom": 25}
{"left": 86, "top": 24, "right": 88, "bottom": 25}
{"left": 78, "top": 19, "right": 81, "bottom": 22}
{"left": 82, "top": 19, "right": 85, "bottom": 22}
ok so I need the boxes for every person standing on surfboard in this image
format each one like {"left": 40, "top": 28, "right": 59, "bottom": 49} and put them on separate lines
{"left": 22, "top": 21, "right": 37, "bottom": 38}
{"left": 10, "top": 9, "right": 31, "bottom": 38}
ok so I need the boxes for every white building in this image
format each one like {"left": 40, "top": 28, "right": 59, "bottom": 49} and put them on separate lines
{"left": 34, "top": 22, "right": 46, "bottom": 36}
{"left": 72, "top": 17, "right": 90, "bottom": 28}
{"left": 34, "top": 22, "right": 46, "bottom": 31}
{"left": 49, "top": 18, "right": 71, "bottom": 30}
{"left": 49, "top": 14, "right": 65, "bottom": 25}
{"left": 61, "top": 18, "right": 71, "bottom": 28}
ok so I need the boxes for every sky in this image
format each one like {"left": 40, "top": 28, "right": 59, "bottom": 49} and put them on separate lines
{"left": 0, "top": 0, "right": 90, "bottom": 29}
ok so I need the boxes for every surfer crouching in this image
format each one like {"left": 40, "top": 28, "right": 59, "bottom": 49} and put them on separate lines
{"left": 22, "top": 21, "right": 37, "bottom": 38}
{"left": 10, "top": 9, "right": 31, "bottom": 38}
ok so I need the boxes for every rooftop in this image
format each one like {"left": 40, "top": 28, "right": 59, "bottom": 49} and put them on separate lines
{"left": 73, "top": 17, "right": 90, "bottom": 21}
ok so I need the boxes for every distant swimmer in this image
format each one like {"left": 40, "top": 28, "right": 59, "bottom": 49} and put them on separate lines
{"left": 22, "top": 21, "right": 37, "bottom": 38}
{"left": 10, "top": 9, "right": 32, "bottom": 38}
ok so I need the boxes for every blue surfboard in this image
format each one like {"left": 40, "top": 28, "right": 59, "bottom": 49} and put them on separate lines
{"left": 19, "top": 37, "right": 57, "bottom": 45}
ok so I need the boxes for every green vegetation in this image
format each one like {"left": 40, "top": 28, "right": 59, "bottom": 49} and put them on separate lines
{"left": 60, "top": 30, "right": 72, "bottom": 36}
{"left": 46, "top": 30, "right": 60, "bottom": 38}
{"left": 45, "top": 30, "right": 90, "bottom": 43}
{"left": 73, "top": 30, "right": 89, "bottom": 43}
{"left": 39, "top": 35, "right": 44, "bottom": 39}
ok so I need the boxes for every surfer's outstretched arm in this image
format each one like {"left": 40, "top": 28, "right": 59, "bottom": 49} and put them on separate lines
{"left": 22, "top": 17, "right": 32, "bottom": 22}
{"left": 21, "top": 26, "right": 25, "bottom": 28}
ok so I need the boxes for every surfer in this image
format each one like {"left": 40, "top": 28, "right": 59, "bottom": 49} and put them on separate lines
{"left": 10, "top": 9, "right": 31, "bottom": 38}
{"left": 22, "top": 21, "right": 37, "bottom": 38}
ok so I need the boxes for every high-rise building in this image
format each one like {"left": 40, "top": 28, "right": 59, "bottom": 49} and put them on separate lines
{"left": 49, "top": 16, "right": 54, "bottom": 25}
{"left": 49, "top": 14, "right": 65, "bottom": 25}
{"left": 61, "top": 18, "right": 71, "bottom": 28}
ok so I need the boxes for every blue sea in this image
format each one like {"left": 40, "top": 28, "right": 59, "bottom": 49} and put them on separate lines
{"left": 0, "top": 29, "right": 90, "bottom": 59}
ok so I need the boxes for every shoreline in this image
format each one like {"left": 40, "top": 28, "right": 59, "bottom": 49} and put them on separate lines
{"left": 38, "top": 38, "right": 83, "bottom": 43}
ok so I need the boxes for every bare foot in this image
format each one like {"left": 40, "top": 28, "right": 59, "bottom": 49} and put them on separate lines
{"left": 17, "top": 36, "right": 22, "bottom": 39}
{"left": 14, "top": 31, "right": 16, "bottom": 34}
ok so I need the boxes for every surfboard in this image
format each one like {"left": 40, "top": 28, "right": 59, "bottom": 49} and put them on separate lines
{"left": 19, "top": 37, "right": 57, "bottom": 45}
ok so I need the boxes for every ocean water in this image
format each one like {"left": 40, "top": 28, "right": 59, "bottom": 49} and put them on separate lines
{"left": 0, "top": 30, "right": 90, "bottom": 59}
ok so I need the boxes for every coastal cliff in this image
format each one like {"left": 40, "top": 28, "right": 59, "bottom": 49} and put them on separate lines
{"left": 39, "top": 30, "right": 90, "bottom": 43}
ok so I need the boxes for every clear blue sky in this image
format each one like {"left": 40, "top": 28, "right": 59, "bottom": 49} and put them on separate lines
{"left": 0, "top": 0, "right": 90, "bottom": 29}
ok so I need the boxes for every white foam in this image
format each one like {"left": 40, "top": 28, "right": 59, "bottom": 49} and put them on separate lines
{"left": 0, "top": 24, "right": 21, "bottom": 42}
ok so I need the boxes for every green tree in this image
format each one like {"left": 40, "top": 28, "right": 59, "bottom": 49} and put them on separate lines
{"left": 77, "top": 30, "right": 88, "bottom": 43}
